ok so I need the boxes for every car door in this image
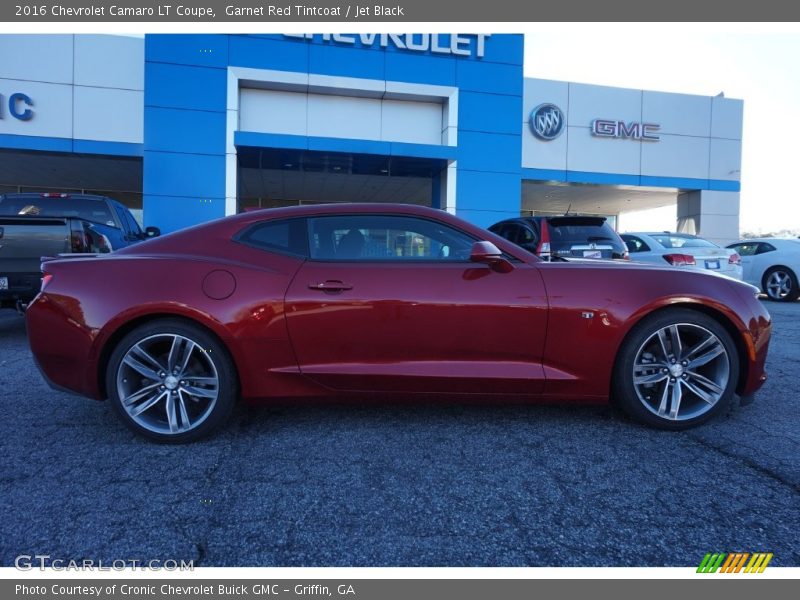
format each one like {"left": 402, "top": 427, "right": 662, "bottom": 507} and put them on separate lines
{"left": 284, "top": 213, "right": 549, "bottom": 395}
{"left": 752, "top": 242, "right": 779, "bottom": 287}
{"left": 728, "top": 242, "right": 760, "bottom": 285}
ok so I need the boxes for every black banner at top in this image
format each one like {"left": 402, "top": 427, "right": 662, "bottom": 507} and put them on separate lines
{"left": 3, "top": 0, "right": 800, "bottom": 22}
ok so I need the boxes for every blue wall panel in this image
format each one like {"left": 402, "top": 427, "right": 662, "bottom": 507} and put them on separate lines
{"left": 457, "top": 131, "right": 521, "bottom": 173}
{"left": 145, "top": 62, "right": 227, "bottom": 112}
{"left": 384, "top": 52, "right": 456, "bottom": 86}
{"left": 308, "top": 43, "right": 386, "bottom": 80}
{"left": 143, "top": 196, "right": 227, "bottom": 231}
{"left": 145, "top": 107, "right": 226, "bottom": 155}
{"left": 455, "top": 170, "right": 521, "bottom": 212}
{"left": 459, "top": 92, "right": 523, "bottom": 135}
{"left": 477, "top": 34, "right": 524, "bottom": 65}
{"left": 0, "top": 134, "right": 143, "bottom": 156}
{"left": 144, "top": 152, "right": 226, "bottom": 200}
{"left": 456, "top": 60, "right": 522, "bottom": 96}
{"left": 145, "top": 34, "right": 229, "bottom": 68}
{"left": 228, "top": 35, "right": 309, "bottom": 72}
{"left": 0, "top": 133, "right": 72, "bottom": 153}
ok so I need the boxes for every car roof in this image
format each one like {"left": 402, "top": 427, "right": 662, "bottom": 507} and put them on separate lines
{"left": 729, "top": 238, "right": 800, "bottom": 244}
{"left": 225, "top": 202, "right": 461, "bottom": 225}
{"left": 116, "top": 202, "right": 540, "bottom": 264}
{"left": 491, "top": 215, "right": 610, "bottom": 226}
{"left": 0, "top": 192, "right": 111, "bottom": 201}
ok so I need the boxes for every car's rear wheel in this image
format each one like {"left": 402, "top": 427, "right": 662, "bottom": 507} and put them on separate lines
{"left": 762, "top": 266, "right": 799, "bottom": 302}
{"left": 106, "top": 319, "right": 237, "bottom": 443}
{"left": 612, "top": 308, "right": 739, "bottom": 430}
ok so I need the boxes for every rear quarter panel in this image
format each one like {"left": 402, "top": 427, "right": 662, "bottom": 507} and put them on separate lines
{"left": 27, "top": 241, "right": 309, "bottom": 400}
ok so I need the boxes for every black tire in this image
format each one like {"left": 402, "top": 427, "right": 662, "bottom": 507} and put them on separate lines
{"left": 106, "top": 318, "right": 237, "bottom": 443}
{"left": 612, "top": 308, "right": 739, "bottom": 430}
{"left": 762, "top": 266, "right": 799, "bottom": 302}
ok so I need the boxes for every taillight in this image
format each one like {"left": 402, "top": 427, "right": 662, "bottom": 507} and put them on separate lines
{"left": 663, "top": 253, "right": 697, "bottom": 267}
{"left": 537, "top": 222, "right": 552, "bottom": 260}
{"left": 40, "top": 193, "right": 69, "bottom": 198}
{"left": 96, "top": 233, "right": 113, "bottom": 253}
{"left": 728, "top": 253, "right": 741, "bottom": 266}
{"left": 41, "top": 272, "right": 53, "bottom": 291}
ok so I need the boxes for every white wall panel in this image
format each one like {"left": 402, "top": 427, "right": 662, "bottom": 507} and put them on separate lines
{"left": 74, "top": 35, "right": 144, "bottom": 91}
{"left": 73, "top": 87, "right": 143, "bottom": 143}
{"left": 0, "top": 35, "right": 73, "bottom": 84}
{"left": 567, "top": 127, "right": 641, "bottom": 174}
{"left": 642, "top": 91, "right": 710, "bottom": 137}
{"left": 381, "top": 99, "right": 442, "bottom": 145}
{"left": 307, "top": 94, "right": 382, "bottom": 140}
{"left": 568, "top": 83, "right": 641, "bottom": 128}
{"left": 0, "top": 78, "right": 72, "bottom": 138}
{"left": 695, "top": 190, "right": 740, "bottom": 217}
{"left": 641, "top": 134, "right": 710, "bottom": 180}
{"left": 711, "top": 97, "right": 744, "bottom": 140}
{"left": 240, "top": 89, "right": 308, "bottom": 136}
{"left": 522, "top": 128, "right": 567, "bottom": 171}
{"left": 240, "top": 88, "right": 444, "bottom": 145}
{"left": 709, "top": 138, "right": 742, "bottom": 181}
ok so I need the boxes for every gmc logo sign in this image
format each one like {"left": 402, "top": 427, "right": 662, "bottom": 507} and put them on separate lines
{"left": 591, "top": 119, "right": 660, "bottom": 141}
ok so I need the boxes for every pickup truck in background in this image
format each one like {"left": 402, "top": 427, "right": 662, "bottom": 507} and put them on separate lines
{"left": 0, "top": 193, "right": 160, "bottom": 311}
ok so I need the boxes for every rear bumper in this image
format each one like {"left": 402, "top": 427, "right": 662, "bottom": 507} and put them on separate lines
{"left": 30, "top": 348, "right": 85, "bottom": 398}
{"left": 0, "top": 271, "right": 41, "bottom": 306}
{"left": 25, "top": 293, "right": 100, "bottom": 399}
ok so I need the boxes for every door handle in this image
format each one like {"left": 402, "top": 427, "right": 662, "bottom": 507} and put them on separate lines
{"left": 309, "top": 280, "right": 353, "bottom": 292}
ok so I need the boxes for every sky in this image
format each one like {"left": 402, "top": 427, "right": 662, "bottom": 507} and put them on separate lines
{"left": 523, "top": 25, "right": 800, "bottom": 235}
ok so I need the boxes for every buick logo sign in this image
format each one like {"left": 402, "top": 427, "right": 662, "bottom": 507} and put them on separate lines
{"left": 530, "top": 103, "right": 565, "bottom": 141}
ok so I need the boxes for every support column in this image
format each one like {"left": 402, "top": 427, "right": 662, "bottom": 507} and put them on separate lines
{"left": 677, "top": 190, "right": 740, "bottom": 246}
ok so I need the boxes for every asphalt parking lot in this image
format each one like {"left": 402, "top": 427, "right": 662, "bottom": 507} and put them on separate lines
{"left": 1, "top": 302, "right": 798, "bottom": 567}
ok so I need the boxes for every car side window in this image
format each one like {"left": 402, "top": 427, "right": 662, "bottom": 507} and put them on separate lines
{"left": 511, "top": 224, "right": 537, "bottom": 246}
{"left": 494, "top": 222, "right": 536, "bottom": 248}
{"left": 622, "top": 235, "right": 650, "bottom": 253}
{"left": 113, "top": 205, "right": 128, "bottom": 232}
{"left": 308, "top": 215, "right": 475, "bottom": 261}
{"left": 731, "top": 243, "right": 759, "bottom": 256}
{"left": 122, "top": 208, "right": 142, "bottom": 237}
{"left": 757, "top": 243, "right": 776, "bottom": 254}
{"left": 236, "top": 218, "right": 309, "bottom": 257}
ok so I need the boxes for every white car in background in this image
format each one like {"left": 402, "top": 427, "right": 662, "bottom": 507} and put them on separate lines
{"left": 726, "top": 238, "right": 800, "bottom": 302}
{"left": 621, "top": 232, "right": 743, "bottom": 280}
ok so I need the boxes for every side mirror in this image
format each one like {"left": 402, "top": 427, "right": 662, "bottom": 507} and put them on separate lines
{"left": 144, "top": 226, "right": 161, "bottom": 238}
{"left": 469, "top": 241, "right": 514, "bottom": 273}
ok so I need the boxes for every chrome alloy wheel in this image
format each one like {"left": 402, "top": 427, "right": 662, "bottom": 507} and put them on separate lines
{"left": 116, "top": 334, "right": 219, "bottom": 435}
{"left": 766, "top": 269, "right": 793, "bottom": 300}
{"left": 632, "top": 323, "right": 730, "bottom": 422}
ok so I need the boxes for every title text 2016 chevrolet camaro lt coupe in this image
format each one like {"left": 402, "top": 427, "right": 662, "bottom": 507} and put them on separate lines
{"left": 25, "top": 204, "right": 771, "bottom": 442}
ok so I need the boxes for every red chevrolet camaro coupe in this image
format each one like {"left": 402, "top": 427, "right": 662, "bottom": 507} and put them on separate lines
{"left": 25, "top": 204, "right": 771, "bottom": 442}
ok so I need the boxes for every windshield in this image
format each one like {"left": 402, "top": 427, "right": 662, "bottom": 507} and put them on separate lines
{"left": 546, "top": 218, "right": 620, "bottom": 245}
{"left": 652, "top": 234, "right": 717, "bottom": 249}
{"left": 0, "top": 196, "right": 116, "bottom": 227}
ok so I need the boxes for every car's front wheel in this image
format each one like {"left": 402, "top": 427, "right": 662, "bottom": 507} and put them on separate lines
{"left": 106, "top": 319, "right": 237, "bottom": 443}
{"left": 612, "top": 308, "right": 739, "bottom": 430}
{"left": 762, "top": 266, "right": 799, "bottom": 302}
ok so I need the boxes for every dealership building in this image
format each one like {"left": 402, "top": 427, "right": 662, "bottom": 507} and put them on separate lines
{"left": 0, "top": 34, "right": 743, "bottom": 243}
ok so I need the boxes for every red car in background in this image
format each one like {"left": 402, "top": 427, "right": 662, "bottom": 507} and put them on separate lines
{"left": 25, "top": 204, "right": 771, "bottom": 442}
